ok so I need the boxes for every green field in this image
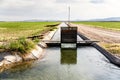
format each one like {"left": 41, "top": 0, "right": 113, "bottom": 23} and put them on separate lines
{"left": 0, "top": 22, "right": 59, "bottom": 41}
{"left": 0, "top": 22, "right": 59, "bottom": 54}
{"left": 74, "top": 22, "right": 120, "bottom": 31}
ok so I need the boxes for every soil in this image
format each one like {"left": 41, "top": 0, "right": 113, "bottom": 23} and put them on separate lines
{"left": 71, "top": 23, "right": 120, "bottom": 43}
{"left": 71, "top": 23, "right": 120, "bottom": 57}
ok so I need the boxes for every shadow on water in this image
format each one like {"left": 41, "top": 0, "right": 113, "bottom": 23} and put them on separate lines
{"left": 61, "top": 48, "right": 77, "bottom": 65}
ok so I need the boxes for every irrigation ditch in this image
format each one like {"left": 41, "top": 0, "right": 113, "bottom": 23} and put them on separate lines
{"left": 0, "top": 22, "right": 120, "bottom": 80}
{"left": 1, "top": 22, "right": 120, "bottom": 68}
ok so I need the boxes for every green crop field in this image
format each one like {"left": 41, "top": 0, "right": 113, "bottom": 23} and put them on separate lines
{"left": 0, "top": 22, "right": 59, "bottom": 41}
{"left": 74, "top": 21, "right": 120, "bottom": 31}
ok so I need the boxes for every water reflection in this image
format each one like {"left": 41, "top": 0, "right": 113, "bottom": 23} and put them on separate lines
{"left": 61, "top": 48, "right": 77, "bottom": 64}
{"left": 0, "top": 60, "right": 35, "bottom": 73}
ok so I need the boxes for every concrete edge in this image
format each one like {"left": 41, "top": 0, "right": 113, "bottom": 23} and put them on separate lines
{"left": 38, "top": 29, "right": 58, "bottom": 48}
{"left": 0, "top": 45, "right": 44, "bottom": 67}
{"left": 50, "top": 29, "right": 59, "bottom": 40}
{"left": 0, "top": 29, "right": 58, "bottom": 67}
{"left": 77, "top": 32, "right": 120, "bottom": 67}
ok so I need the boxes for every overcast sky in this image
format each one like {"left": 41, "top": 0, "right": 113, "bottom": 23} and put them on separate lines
{"left": 0, "top": 0, "right": 120, "bottom": 21}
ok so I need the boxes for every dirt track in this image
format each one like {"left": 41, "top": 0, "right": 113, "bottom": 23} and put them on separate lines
{"left": 71, "top": 23, "right": 120, "bottom": 43}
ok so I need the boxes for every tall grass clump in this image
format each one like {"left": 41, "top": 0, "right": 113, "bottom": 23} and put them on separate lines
{"left": 0, "top": 45, "right": 5, "bottom": 52}
{"left": 0, "top": 45, "right": 5, "bottom": 49}
{"left": 33, "top": 38, "right": 40, "bottom": 44}
{"left": 9, "top": 37, "right": 35, "bottom": 54}
{"left": 100, "top": 43, "right": 120, "bottom": 55}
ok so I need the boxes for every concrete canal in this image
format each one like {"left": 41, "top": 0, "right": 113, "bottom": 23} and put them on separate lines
{"left": 0, "top": 23, "right": 120, "bottom": 80}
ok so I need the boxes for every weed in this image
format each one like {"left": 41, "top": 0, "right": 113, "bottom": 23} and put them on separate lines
{"left": 33, "top": 38, "right": 40, "bottom": 44}
{"left": 9, "top": 37, "right": 35, "bottom": 54}
{"left": 100, "top": 43, "right": 120, "bottom": 55}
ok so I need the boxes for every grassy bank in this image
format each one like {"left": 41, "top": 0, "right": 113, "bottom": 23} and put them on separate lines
{"left": 0, "top": 38, "right": 35, "bottom": 56}
{"left": 74, "top": 21, "right": 120, "bottom": 31}
{"left": 0, "top": 22, "right": 59, "bottom": 56}
{"left": 99, "top": 43, "right": 120, "bottom": 57}
{"left": 0, "top": 22, "right": 59, "bottom": 41}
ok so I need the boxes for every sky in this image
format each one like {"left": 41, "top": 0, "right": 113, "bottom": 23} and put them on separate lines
{"left": 0, "top": 0, "right": 120, "bottom": 21}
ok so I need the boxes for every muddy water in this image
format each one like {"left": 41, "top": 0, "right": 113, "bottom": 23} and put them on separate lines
{"left": 0, "top": 23, "right": 120, "bottom": 80}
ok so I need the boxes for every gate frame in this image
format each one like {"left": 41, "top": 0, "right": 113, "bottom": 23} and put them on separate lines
{"left": 61, "top": 27, "right": 77, "bottom": 48}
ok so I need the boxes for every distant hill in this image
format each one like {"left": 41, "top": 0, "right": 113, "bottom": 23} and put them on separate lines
{"left": 23, "top": 19, "right": 48, "bottom": 22}
{"left": 89, "top": 17, "right": 120, "bottom": 21}
{"left": 5, "top": 17, "right": 120, "bottom": 22}
{"left": 23, "top": 19, "right": 61, "bottom": 22}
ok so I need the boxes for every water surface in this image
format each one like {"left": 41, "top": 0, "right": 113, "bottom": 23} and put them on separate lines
{"left": 0, "top": 47, "right": 120, "bottom": 80}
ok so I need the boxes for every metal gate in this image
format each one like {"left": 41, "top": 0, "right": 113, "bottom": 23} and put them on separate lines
{"left": 61, "top": 27, "right": 77, "bottom": 48}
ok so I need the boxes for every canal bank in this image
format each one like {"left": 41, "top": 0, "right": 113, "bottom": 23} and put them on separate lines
{"left": 67, "top": 23, "right": 120, "bottom": 67}
{"left": 76, "top": 28, "right": 120, "bottom": 67}
{"left": 0, "top": 28, "right": 58, "bottom": 71}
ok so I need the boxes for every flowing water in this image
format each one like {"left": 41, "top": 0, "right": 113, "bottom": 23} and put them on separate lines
{"left": 0, "top": 23, "right": 120, "bottom": 80}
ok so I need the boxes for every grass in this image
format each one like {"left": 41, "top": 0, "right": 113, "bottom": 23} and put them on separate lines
{"left": 0, "top": 37, "right": 35, "bottom": 56}
{"left": 0, "top": 22, "right": 59, "bottom": 41}
{"left": 74, "top": 21, "right": 120, "bottom": 31}
{"left": 9, "top": 37, "right": 35, "bottom": 54}
{"left": 100, "top": 43, "right": 120, "bottom": 56}
{"left": 0, "top": 21, "right": 59, "bottom": 56}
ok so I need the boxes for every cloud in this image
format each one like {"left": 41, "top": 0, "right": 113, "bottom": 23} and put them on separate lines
{"left": 0, "top": 0, "right": 120, "bottom": 21}
{"left": 0, "top": 0, "right": 36, "bottom": 9}
{"left": 0, "top": 0, "right": 68, "bottom": 21}
{"left": 56, "top": 0, "right": 78, "bottom": 3}
{"left": 90, "top": 0, "right": 104, "bottom": 4}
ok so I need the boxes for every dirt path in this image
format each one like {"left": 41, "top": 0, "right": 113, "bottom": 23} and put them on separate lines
{"left": 71, "top": 23, "right": 120, "bottom": 43}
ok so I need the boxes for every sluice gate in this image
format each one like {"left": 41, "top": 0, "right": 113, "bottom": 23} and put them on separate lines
{"left": 42, "top": 27, "right": 98, "bottom": 48}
